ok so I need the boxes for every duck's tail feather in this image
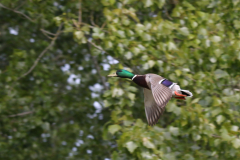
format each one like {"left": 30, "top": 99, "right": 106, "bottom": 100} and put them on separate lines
{"left": 180, "top": 90, "right": 193, "bottom": 97}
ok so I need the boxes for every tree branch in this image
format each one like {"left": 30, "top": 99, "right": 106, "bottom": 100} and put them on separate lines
{"left": 8, "top": 111, "right": 34, "bottom": 117}
{"left": 164, "top": 5, "right": 173, "bottom": 20}
{"left": 87, "top": 41, "right": 108, "bottom": 90}
{"left": 40, "top": 28, "right": 57, "bottom": 36}
{"left": 17, "top": 24, "right": 63, "bottom": 80}
{"left": 78, "top": 0, "right": 82, "bottom": 24}
{"left": 90, "top": 11, "right": 98, "bottom": 27}
{"left": 212, "top": 134, "right": 221, "bottom": 138}
{"left": 0, "top": 3, "right": 34, "bottom": 22}
{"left": 14, "top": 0, "right": 27, "bottom": 10}
{"left": 101, "top": 22, "right": 106, "bottom": 29}
{"left": 87, "top": 40, "right": 106, "bottom": 53}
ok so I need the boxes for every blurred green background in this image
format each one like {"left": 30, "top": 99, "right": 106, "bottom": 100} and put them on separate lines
{"left": 1, "top": 0, "right": 240, "bottom": 159}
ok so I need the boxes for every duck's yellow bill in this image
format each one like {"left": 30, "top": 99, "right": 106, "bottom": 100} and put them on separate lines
{"left": 108, "top": 73, "right": 117, "bottom": 77}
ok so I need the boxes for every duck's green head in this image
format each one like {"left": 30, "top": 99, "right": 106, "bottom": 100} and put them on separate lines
{"left": 108, "top": 69, "right": 135, "bottom": 79}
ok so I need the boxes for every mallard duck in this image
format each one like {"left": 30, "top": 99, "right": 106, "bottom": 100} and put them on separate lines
{"left": 108, "top": 69, "right": 193, "bottom": 126}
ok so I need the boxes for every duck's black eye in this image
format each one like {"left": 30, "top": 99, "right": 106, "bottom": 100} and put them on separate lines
{"left": 117, "top": 69, "right": 123, "bottom": 72}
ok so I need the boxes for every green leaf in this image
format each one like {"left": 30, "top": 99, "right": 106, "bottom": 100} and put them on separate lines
{"left": 214, "top": 69, "right": 229, "bottom": 79}
{"left": 191, "top": 21, "right": 198, "bottom": 28}
{"left": 216, "top": 115, "right": 225, "bottom": 124}
{"left": 108, "top": 124, "right": 121, "bottom": 134}
{"left": 210, "top": 36, "right": 221, "bottom": 42}
{"left": 191, "top": 98, "right": 200, "bottom": 104}
{"left": 148, "top": 60, "right": 155, "bottom": 68}
{"left": 42, "top": 122, "right": 50, "bottom": 131}
{"left": 131, "top": 47, "right": 141, "bottom": 55}
{"left": 109, "top": 0, "right": 115, "bottom": 5}
{"left": 198, "top": 27, "right": 208, "bottom": 36}
{"left": 167, "top": 42, "right": 177, "bottom": 50}
{"left": 163, "top": 153, "right": 176, "bottom": 160}
{"left": 112, "top": 88, "right": 124, "bottom": 97}
{"left": 182, "top": 1, "right": 195, "bottom": 10}
{"left": 111, "top": 151, "right": 119, "bottom": 160}
{"left": 183, "top": 154, "right": 195, "bottom": 160}
{"left": 135, "top": 23, "right": 145, "bottom": 31}
{"left": 101, "top": 0, "right": 115, "bottom": 6}
{"left": 234, "top": 20, "right": 240, "bottom": 29}
{"left": 211, "top": 108, "right": 222, "bottom": 117}
{"left": 221, "top": 128, "right": 232, "bottom": 141}
{"left": 167, "top": 103, "right": 181, "bottom": 115}
{"left": 169, "top": 126, "right": 179, "bottom": 136}
{"left": 232, "top": 138, "right": 240, "bottom": 148}
{"left": 128, "top": 93, "right": 135, "bottom": 101}
{"left": 74, "top": 31, "right": 84, "bottom": 40}
{"left": 103, "top": 100, "right": 112, "bottom": 108}
{"left": 210, "top": 57, "right": 217, "bottom": 63}
{"left": 179, "top": 27, "right": 190, "bottom": 36}
{"left": 157, "top": 0, "right": 165, "bottom": 8}
{"left": 124, "top": 52, "right": 132, "bottom": 60}
{"left": 141, "top": 152, "right": 153, "bottom": 159}
{"left": 175, "top": 69, "right": 182, "bottom": 76}
{"left": 144, "top": 0, "right": 153, "bottom": 7}
{"left": 117, "top": 30, "right": 126, "bottom": 38}
{"left": 231, "top": 125, "right": 239, "bottom": 132}
{"left": 135, "top": 119, "right": 146, "bottom": 127}
{"left": 142, "top": 33, "right": 151, "bottom": 41}
{"left": 125, "top": 141, "right": 138, "bottom": 153}
{"left": 54, "top": 16, "right": 62, "bottom": 25}
{"left": 142, "top": 138, "right": 155, "bottom": 149}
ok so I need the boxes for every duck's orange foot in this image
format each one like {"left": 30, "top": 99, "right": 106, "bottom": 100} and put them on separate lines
{"left": 175, "top": 97, "right": 186, "bottom": 100}
{"left": 174, "top": 91, "right": 187, "bottom": 100}
{"left": 174, "top": 91, "right": 187, "bottom": 97}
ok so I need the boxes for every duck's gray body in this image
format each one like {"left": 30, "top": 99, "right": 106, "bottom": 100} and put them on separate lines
{"left": 132, "top": 74, "right": 192, "bottom": 126}
{"left": 108, "top": 69, "right": 193, "bottom": 126}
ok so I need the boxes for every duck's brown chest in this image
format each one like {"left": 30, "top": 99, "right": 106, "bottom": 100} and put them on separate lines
{"left": 132, "top": 75, "right": 150, "bottom": 89}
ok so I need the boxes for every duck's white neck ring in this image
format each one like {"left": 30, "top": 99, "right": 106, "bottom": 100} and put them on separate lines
{"left": 158, "top": 79, "right": 165, "bottom": 84}
{"left": 169, "top": 83, "right": 176, "bottom": 89}
{"left": 132, "top": 75, "right": 137, "bottom": 80}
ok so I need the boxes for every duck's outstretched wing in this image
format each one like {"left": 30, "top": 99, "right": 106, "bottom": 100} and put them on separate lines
{"left": 143, "top": 74, "right": 172, "bottom": 126}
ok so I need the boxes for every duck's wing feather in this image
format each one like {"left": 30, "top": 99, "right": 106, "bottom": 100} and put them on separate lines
{"left": 143, "top": 74, "right": 172, "bottom": 126}
{"left": 144, "top": 88, "right": 165, "bottom": 126}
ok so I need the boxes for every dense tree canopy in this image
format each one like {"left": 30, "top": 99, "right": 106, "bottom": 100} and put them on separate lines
{"left": 1, "top": 0, "right": 240, "bottom": 159}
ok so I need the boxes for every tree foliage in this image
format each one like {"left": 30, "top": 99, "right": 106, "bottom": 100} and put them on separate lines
{"left": 1, "top": 0, "right": 240, "bottom": 159}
